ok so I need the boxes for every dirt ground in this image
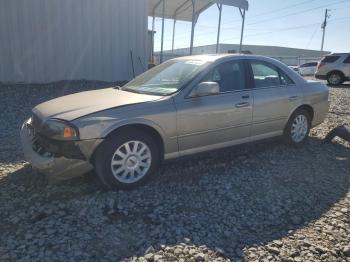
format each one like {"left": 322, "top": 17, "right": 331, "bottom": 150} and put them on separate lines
{"left": 0, "top": 79, "right": 349, "bottom": 261}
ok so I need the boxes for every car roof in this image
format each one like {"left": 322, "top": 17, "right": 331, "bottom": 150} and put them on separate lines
{"left": 329, "top": 53, "right": 350, "bottom": 56}
{"left": 171, "top": 54, "right": 305, "bottom": 80}
{"left": 169, "top": 53, "right": 306, "bottom": 85}
{"left": 172, "top": 53, "right": 283, "bottom": 63}
{"left": 172, "top": 54, "right": 245, "bottom": 62}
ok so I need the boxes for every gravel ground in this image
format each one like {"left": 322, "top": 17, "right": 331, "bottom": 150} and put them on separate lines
{"left": 0, "top": 80, "right": 349, "bottom": 261}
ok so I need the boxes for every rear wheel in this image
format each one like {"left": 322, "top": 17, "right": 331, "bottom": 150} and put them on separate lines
{"left": 94, "top": 130, "right": 160, "bottom": 189}
{"left": 284, "top": 109, "right": 311, "bottom": 147}
{"left": 327, "top": 71, "right": 344, "bottom": 85}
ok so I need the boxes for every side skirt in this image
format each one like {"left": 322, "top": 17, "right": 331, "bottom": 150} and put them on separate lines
{"left": 164, "top": 130, "right": 283, "bottom": 160}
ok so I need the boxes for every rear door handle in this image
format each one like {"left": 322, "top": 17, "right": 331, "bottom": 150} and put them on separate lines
{"left": 242, "top": 95, "right": 250, "bottom": 99}
{"left": 235, "top": 102, "right": 250, "bottom": 108}
{"left": 288, "top": 96, "right": 299, "bottom": 101}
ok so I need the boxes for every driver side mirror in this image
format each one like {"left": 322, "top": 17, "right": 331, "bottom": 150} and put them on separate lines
{"left": 189, "top": 82, "right": 220, "bottom": 98}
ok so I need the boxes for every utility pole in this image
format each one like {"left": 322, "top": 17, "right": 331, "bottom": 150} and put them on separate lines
{"left": 320, "top": 9, "right": 330, "bottom": 57}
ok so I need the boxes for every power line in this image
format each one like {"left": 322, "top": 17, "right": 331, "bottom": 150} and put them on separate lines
{"left": 151, "top": 0, "right": 320, "bottom": 30}
{"left": 153, "top": 3, "right": 350, "bottom": 50}
{"left": 158, "top": 14, "right": 346, "bottom": 44}
{"left": 305, "top": 24, "right": 320, "bottom": 49}
{"left": 244, "top": 0, "right": 348, "bottom": 27}
{"left": 218, "top": 0, "right": 318, "bottom": 26}
{"left": 224, "top": 16, "right": 348, "bottom": 40}
{"left": 203, "top": 0, "right": 342, "bottom": 28}
{"left": 219, "top": 22, "right": 321, "bottom": 42}
{"left": 154, "top": 0, "right": 350, "bottom": 41}
{"left": 200, "top": 16, "right": 350, "bottom": 45}
{"left": 248, "top": 0, "right": 317, "bottom": 18}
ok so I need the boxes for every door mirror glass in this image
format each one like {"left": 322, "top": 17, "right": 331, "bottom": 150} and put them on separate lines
{"left": 190, "top": 82, "right": 220, "bottom": 97}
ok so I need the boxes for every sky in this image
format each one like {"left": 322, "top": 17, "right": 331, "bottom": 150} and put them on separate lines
{"left": 149, "top": 0, "right": 350, "bottom": 53}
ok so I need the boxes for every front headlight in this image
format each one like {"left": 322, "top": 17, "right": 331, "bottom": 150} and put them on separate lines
{"left": 41, "top": 119, "right": 79, "bottom": 141}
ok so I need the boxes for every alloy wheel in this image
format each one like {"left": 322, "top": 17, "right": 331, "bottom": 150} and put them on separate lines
{"left": 328, "top": 73, "right": 341, "bottom": 85}
{"left": 110, "top": 140, "right": 152, "bottom": 183}
{"left": 291, "top": 115, "right": 308, "bottom": 143}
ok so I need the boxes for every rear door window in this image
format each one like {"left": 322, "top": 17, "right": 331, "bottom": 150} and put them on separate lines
{"left": 343, "top": 55, "right": 350, "bottom": 64}
{"left": 321, "top": 56, "right": 340, "bottom": 63}
{"left": 250, "top": 62, "right": 280, "bottom": 88}
{"left": 250, "top": 61, "right": 294, "bottom": 88}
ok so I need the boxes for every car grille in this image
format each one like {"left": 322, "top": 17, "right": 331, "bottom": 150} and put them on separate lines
{"left": 29, "top": 113, "right": 53, "bottom": 157}
{"left": 28, "top": 114, "right": 83, "bottom": 159}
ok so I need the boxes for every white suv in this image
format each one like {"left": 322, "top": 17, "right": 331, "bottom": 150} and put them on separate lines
{"left": 315, "top": 53, "right": 350, "bottom": 85}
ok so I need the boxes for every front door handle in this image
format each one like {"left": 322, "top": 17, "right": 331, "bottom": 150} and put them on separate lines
{"left": 288, "top": 96, "right": 299, "bottom": 101}
{"left": 235, "top": 102, "right": 250, "bottom": 108}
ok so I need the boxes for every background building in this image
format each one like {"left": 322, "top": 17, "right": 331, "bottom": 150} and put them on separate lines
{"left": 0, "top": 0, "right": 331, "bottom": 83}
{"left": 0, "top": 0, "right": 148, "bottom": 83}
{"left": 157, "top": 44, "right": 330, "bottom": 66}
{"left": 0, "top": 0, "right": 249, "bottom": 83}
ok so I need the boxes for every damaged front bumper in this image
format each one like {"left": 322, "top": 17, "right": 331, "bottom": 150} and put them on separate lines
{"left": 20, "top": 119, "right": 101, "bottom": 179}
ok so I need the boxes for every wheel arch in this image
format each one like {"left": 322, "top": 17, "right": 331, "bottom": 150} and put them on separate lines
{"left": 284, "top": 104, "right": 314, "bottom": 129}
{"left": 327, "top": 70, "right": 345, "bottom": 79}
{"left": 295, "top": 104, "right": 314, "bottom": 121}
{"left": 91, "top": 121, "right": 166, "bottom": 163}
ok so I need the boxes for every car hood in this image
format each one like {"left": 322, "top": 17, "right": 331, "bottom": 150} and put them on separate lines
{"left": 32, "top": 88, "right": 162, "bottom": 121}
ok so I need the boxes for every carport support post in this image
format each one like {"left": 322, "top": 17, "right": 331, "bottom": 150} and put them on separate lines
{"left": 239, "top": 9, "right": 246, "bottom": 53}
{"left": 152, "top": 16, "right": 155, "bottom": 62}
{"left": 216, "top": 4, "right": 222, "bottom": 54}
{"left": 190, "top": 0, "right": 196, "bottom": 55}
{"left": 160, "top": 0, "right": 165, "bottom": 63}
{"left": 172, "top": 19, "right": 176, "bottom": 53}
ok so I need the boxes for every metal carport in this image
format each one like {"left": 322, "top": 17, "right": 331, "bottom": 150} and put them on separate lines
{"left": 148, "top": 0, "right": 249, "bottom": 63}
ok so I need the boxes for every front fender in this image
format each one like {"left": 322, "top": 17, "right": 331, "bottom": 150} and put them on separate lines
{"left": 101, "top": 118, "right": 167, "bottom": 140}
{"left": 72, "top": 99, "right": 178, "bottom": 157}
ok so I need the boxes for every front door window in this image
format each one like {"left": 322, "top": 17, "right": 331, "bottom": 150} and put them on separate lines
{"left": 202, "top": 60, "right": 246, "bottom": 92}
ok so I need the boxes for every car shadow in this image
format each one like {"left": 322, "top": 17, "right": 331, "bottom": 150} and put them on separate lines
{"left": 328, "top": 83, "right": 350, "bottom": 88}
{"left": 1, "top": 137, "right": 349, "bottom": 260}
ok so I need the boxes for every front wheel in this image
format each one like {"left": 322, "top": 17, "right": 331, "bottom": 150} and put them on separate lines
{"left": 284, "top": 110, "right": 311, "bottom": 147}
{"left": 94, "top": 130, "right": 160, "bottom": 189}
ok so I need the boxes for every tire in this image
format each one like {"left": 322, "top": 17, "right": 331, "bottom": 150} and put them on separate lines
{"left": 93, "top": 130, "right": 161, "bottom": 189}
{"left": 327, "top": 71, "right": 344, "bottom": 85}
{"left": 284, "top": 109, "right": 311, "bottom": 147}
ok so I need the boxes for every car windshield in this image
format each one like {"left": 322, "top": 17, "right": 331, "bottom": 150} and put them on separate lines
{"left": 122, "top": 59, "right": 209, "bottom": 95}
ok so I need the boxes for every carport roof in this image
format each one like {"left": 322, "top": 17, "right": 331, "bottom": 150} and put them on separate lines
{"left": 148, "top": 0, "right": 249, "bottom": 21}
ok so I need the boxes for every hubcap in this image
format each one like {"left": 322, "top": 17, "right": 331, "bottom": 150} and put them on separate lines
{"left": 329, "top": 74, "right": 340, "bottom": 85}
{"left": 291, "top": 115, "right": 308, "bottom": 143}
{"left": 110, "top": 140, "right": 151, "bottom": 184}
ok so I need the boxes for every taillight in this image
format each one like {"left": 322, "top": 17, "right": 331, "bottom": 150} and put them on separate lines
{"left": 318, "top": 63, "right": 325, "bottom": 69}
